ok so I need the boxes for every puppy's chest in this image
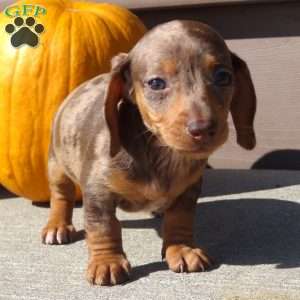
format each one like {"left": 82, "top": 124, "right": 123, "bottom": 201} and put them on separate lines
{"left": 107, "top": 166, "right": 203, "bottom": 212}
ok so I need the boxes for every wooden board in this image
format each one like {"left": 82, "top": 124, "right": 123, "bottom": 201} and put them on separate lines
{"left": 1, "top": 0, "right": 297, "bottom": 11}
{"left": 94, "top": 0, "right": 298, "bottom": 10}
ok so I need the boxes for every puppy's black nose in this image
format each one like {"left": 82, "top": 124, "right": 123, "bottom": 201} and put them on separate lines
{"left": 187, "top": 119, "right": 215, "bottom": 138}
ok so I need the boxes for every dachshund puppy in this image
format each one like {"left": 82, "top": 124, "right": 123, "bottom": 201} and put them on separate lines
{"left": 42, "top": 20, "right": 256, "bottom": 286}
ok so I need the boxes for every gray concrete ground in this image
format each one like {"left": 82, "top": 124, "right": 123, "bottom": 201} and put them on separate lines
{"left": 1, "top": 169, "right": 300, "bottom": 300}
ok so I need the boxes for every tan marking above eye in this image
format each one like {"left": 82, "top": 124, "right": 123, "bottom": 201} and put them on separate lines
{"left": 202, "top": 53, "right": 232, "bottom": 73}
{"left": 161, "top": 59, "right": 178, "bottom": 76}
{"left": 203, "top": 53, "right": 218, "bottom": 68}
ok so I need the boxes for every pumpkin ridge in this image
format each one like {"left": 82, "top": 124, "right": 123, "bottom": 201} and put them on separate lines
{"left": 92, "top": 4, "right": 146, "bottom": 40}
{"left": 31, "top": 43, "right": 45, "bottom": 199}
{"left": 89, "top": 13, "right": 114, "bottom": 72}
{"left": 89, "top": 15, "right": 112, "bottom": 71}
{"left": 83, "top": 16, "right": 101, "bottom": 70}
{"left": 38, "top": 35, "right": 51, "bottom": 197}
{"left": 38, "top": 38, "right": 52, "bottom": 200}
{"left": 8, "top": 50, "right": 23, "bottom": 196}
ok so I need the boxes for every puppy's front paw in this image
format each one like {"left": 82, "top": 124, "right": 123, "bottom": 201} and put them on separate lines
{"left": 41, "top": 223, "right": 76, "bottom": 245}
{"left": 86, "top": 254, "right": 131, "bottom": 286}
{"left": 165, "top": 245, "right": 212, "bottom": 273}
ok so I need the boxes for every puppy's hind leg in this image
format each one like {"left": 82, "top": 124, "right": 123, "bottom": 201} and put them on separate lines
{"left": 42, "top": 157, "right": 76, "bottom": 245}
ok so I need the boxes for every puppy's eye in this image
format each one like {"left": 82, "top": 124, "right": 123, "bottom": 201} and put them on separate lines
{"left": 213, "top": 68, "right": 232, "bottom": 87}
{"left": 147, "top": 78, "right": 166, "bottom": 90}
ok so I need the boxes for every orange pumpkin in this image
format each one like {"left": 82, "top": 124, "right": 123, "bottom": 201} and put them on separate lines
{"left": 0, "top": 0, "right": 146, "bottom": 201}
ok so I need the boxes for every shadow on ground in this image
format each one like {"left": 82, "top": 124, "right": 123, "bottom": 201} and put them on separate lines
{"left": 130, "top": 261, "right": 169, "bottom": 281}
{"left": 123, "top": 198, "right": 300, "bottom": 272}
{"left": 252, "top": 150, "right": 300, "bottom": 170}
{"left": 201, "top": 169, "right": 300, "bottom": 197}
{"left": 0, "top": 185, "right": 16, "bottom": 199}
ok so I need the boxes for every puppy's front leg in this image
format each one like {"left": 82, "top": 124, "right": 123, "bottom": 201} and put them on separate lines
{"left": 162, "top": 184, "right": 212, "bottom": 273}
{"left": 84, "top": 187, "right": 130, "bottom": 286}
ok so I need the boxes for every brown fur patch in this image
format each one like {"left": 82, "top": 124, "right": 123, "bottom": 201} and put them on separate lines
{"left": 86, "top": 217, "right": 123, "bottom": 256}
{"left": 162, "top": 59, "right": 178, "bottom": 76}
{"left": 203, "top": 53, "right": 219, "bottom": 71}
{"left": 104, "top": 75, "right": 124, "bottom": 157}
{"left": 107, "top": 163, "right": 204, "bottom": 212}
{"left": 47, "top": 160, "right": 75, "bottom": 224}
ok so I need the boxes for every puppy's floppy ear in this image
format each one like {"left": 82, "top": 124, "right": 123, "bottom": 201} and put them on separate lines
{"left": 104, "top": 53, "right": 130, "bottom": 157}
{"left": 230, "top": 52, "right": 257, "bottom": 150}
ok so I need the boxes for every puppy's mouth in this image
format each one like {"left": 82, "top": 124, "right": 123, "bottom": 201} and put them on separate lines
{"left": 180, "top": 139, "right": 215, "bottom": 154}
{"left": 172, "top": 144, "right": 215, "bottom": 160}
{"left": 158, "top": 126, "right": 228, "bottom": 157}
{"left": 158, "top": 133, "right": 215, "bottom": 155}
